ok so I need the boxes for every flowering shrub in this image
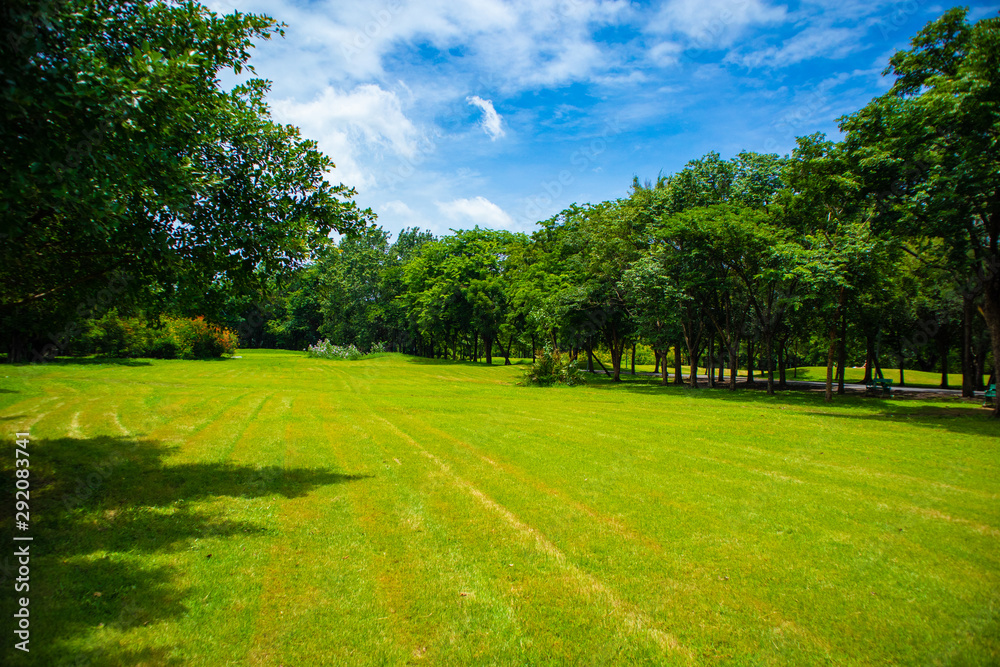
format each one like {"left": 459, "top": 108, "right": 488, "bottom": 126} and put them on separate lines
{"left": 307, "top": 339, "right": 364, "bottom": 360}
{"left": 520, "top": 347, "right": 587, "bottom": 386}
{"left": 79, "top": 310, "right": 237, "bottom": 358}
{"left": 167, "top": 316, "right": 238, "bottom": 358}
{"left": 306, "top": 340, "right": 389, "bottom": 359}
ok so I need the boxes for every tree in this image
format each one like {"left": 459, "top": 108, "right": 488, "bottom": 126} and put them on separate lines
{"left": 841, "top": 8, "right": 1000, "bottom": 415}
{"left": 402, "top": 228, "right": 520, "bottom": 364}
{"left": 0, "top": 0, "right": 371, "bottom": 361}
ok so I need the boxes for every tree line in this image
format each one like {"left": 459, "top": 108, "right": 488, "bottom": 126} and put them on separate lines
{"left": 235, "top": 8, "right": 998, "bottom": 414}
{"left": 2, "top": 3, "right": 997, "bottom": 416}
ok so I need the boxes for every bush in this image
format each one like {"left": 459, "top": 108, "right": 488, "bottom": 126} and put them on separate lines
{"left": 307, "top": 339, "right": 364, "bottom": 360}
{"left": 77, "top": 311, "right": 236, "bottom": 359}
{"left": 306, "top": 340, "right": 388, "bottom": 359}
{"left": 520, "top": 348, "right": 587, "bottom": 387}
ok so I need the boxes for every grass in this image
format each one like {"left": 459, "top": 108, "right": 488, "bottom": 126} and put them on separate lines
{"left": 1, "top": 350, "right": 998, "bottom": 665}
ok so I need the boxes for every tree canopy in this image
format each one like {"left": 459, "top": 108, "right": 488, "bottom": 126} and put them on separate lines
{"left": 0, "top": 0, "right": 372, "bottom": 361}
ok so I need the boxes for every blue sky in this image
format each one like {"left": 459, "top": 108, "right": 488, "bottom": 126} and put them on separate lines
{"left": 210, "top": 0, "right": 999, "bottom": 238}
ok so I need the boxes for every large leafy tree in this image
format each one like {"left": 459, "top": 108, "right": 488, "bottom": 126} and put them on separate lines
{"left": 402, "top": 227, "right": 520, "bottom": 364}
{"left": 0, "top": 0, "right": 371, "bottom": 361}
{"left": 841, "top": 7, "right": 1000, "bottom": 415}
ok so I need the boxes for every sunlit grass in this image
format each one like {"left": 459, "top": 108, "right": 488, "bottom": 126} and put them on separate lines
{"left": 1, "top": 351, "right": 997, "bottom": 665}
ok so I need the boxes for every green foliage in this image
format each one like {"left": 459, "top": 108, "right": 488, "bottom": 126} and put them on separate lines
{"left": 0, "top": 0, "right": 372, "bottom": 360}
{"left": 520, "top": 348, "right": 587, "bottom": 386}
{"left": 78, "top": 310, "right": 236, "bottom": 359}
{"left": 403, "top": 227, "right": 523, "bottom": 363}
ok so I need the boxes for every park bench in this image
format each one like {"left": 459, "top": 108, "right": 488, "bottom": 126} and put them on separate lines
{"left": 865, "top": 377, "right": 892, "bottom": 397}
{"left": 985, "top": 383, "right": 996, "bottom": 408}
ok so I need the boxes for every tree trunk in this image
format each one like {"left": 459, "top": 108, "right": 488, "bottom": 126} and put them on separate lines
{"left": 718, "top": 338, "right": 726, "bottom": 383}
{"left": 826, "top": 287, "right": 845, "bottom": 403}
{"left": 660, "top": 349, "right": 669, "bottom": 385}
{"left": 765, "top": 333, "right": 775, "bottom": 396}
{"left": 983, "top": 271, "right": 1000, "bottom": 416}
{"left": 474, "top": 335, "right": 479, "bottom": 363}
{"left": 746, "top": 337, "right": 755, "bottom": 385}
{"left": 6, "top": 332, "right": 33, "bottom": 364}
{"left": 825, "top": 326, "right": 837, "bottom": 403}
{"left": 592, "top": 350, "right": 610, "bottom": 375}
{"left": 654, "top": 350, "right": 660, "bottom": 374}
{"left": 974, "top": 332, "right": 988, "bottom": 391}
{"left": 604, "top": 327, "right": 625, "bottom": 383}
{"left": 938, "top": 328, "right": 949, "bottom": 389}
{"left": 729, "top": 340, "right": 739, "bottom": 390}
{"left": 962, "top": 296, "right": 974, "bottom": 397}
{"left": 484, "top": 335, "right": 493, "bottom": 365}
{"left": 777, "top": 338, "right": 787, "bottom": 389}
{"left": 899, "top": 358, "right": 905, "bottom": 386}
{"left": 706, "top": 335, "right": 715, "bottom": 388}
{"left": 863, "top": 335, "right": 874, "bottom": 384}
{"left": 686, "top": 339, "right": 700, "bottom": 389}
{"left": 503, "top": 333, "right": 513, "bottom": 365}
{"left": 587, "top": 345, "right": 594, "bottom": 372}
{"left": 837, "top": 307, "right": 847, "bottom": 395}
{"left": 631, "top": 343, "right": 636, "bottom": 375}
{"left": 674, "top": 343, "right": 683, "bottom": 385}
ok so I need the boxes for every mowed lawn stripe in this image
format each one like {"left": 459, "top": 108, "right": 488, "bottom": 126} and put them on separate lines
{"left": 371, "top": 400, "right": 841, "bottom": 662}
{"left": 173, "top": 393, "right": 270, "bottom": 464}
{"left": 1, "top": 351, "right": 997, "bottom": 665}
{"left": 248, "top": 390, "right": 407, "bottom": 665}
{"left": 357, "top": 361, "right": 998, "bottom": 663}
{"left": 358, "top": 395, "right": 695, "bottom": 664}
{"left": 331, "top": 396, "right": 534, "bottom": 664}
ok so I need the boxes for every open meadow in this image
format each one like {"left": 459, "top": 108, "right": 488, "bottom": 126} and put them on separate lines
{"left": 1, "top": 351, "right": 998, "bottom": 665}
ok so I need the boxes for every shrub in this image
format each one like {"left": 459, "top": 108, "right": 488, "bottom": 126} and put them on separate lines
{"left": 77, "top": 311, "right": 236, "bottom": 359}
{"left": 168, "top": 317, "right": 237, "bottom": 359}
{"left": 307, "top": 339, "right": 365, "bottom": 360}
{"left": 305, "top": 340, "right": 387, "bottom": 359}
{"left": 521, "top": 348, "right": 587, "bottom": 387}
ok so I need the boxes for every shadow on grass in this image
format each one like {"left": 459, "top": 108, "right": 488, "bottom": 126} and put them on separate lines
{"left": 403, "top": 355, "right": 531, "bottom": 368}
{"left": 796, "top": 405, "right": 1000, "bottom": 438}
{"left": 5, "top": 355, "right": 241, "bottom": 367}
{"left": 3, "top": 356, "right": 155, "bottom": 367}
{"left": 580, "top": 373, "right": 998, "bottom": 437}
{"left": 0, "top": 435, "right": 368, "bottom": 666}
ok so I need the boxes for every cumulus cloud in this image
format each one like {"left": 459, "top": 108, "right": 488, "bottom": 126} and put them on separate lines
{"left": 436, "top": 196, "right": 515, "bottom": 229}
{"left": 467, "top": 96, "right": 505, "bottom": 140}
{"left": 271, "top": 84, "right": 423, "bottom": 190}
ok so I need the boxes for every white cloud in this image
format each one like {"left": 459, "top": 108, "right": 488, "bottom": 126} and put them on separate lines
{"left": 648, "top": 0, "right": 787, "bottom": 47}
{"left": 229, "top": 0, "right": 634, "bottom": 95}
{"left": 729, "top": 26, "right": 861, "bottom": 69}
{"left": 271, "top": 84, "right": 423, "bottom": 190}
{"left": 648, "top": 41, "right": 684, "bottom": 67}
{"left": 467, "top": 96, "right": 505, "bottom": 140}
{"left": 436, "top": 196, "right": 515, "bottom": 229}
{"left": 381, "top": 200, "right": 416, "bottom": 216}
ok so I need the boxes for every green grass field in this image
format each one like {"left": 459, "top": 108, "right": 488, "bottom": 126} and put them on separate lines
{"left": 1, "top": 351, "right": 998, "bottom": 665}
